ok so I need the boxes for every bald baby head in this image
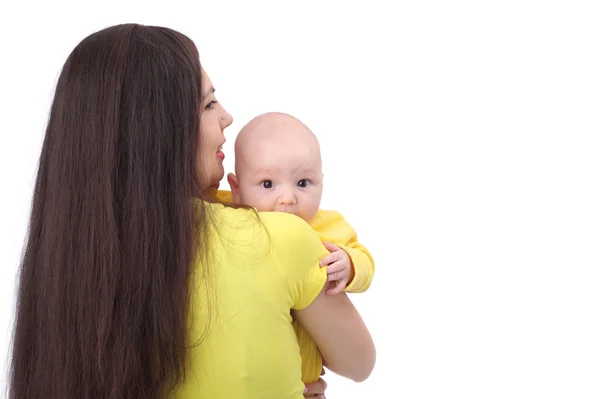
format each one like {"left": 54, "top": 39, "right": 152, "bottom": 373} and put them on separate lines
{"left": 234, "top": 112, "right": 321, "bottom": 170}
{"left": 227, "top": 112, "right": 324, "bottom": 223}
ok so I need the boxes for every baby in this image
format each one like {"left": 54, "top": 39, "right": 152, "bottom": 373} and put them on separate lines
{"left": 214, "top": 112, "right": 375, "bottom": 383}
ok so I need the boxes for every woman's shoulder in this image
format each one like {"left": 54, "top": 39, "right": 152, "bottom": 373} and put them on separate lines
{"left": 207, "top": 202, "right": 315, "bottom": 237}
{"left": 205, "top": 201, "right": 325, "bottom": 257}
{"left": 259, "top": 212, "right": 322, "bottom": 247}
{"left": 205, "top": 202, "right": 327, "bottom": 310}
{"left": 259, "top": 211, "right": 328, "bottom": 281}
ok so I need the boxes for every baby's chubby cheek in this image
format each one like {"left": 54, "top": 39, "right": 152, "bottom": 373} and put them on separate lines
{"left": 258, "top": 204, "right": 276, "bottom": 212}
{"left": 244, "top": 193, "right": 275, "bottom": 212}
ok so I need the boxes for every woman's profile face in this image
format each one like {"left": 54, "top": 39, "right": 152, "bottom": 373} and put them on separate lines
{"left": 197, "top": 69, "right": 233, "bottom": 191}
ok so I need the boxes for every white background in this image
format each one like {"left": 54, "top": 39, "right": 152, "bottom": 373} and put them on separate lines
{"left": 1, "top": 1, "right": 599, "bottom": 398}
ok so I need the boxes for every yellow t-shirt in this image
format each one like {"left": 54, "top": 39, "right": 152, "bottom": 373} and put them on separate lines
{"left": 213, "top": 189, "right": 375, "bottom": 293}
{"left": 170, "top": 202, "right": 328, "bottom": 399}
{"left": 212, "top": 189, "right": 376, "bottom": 384}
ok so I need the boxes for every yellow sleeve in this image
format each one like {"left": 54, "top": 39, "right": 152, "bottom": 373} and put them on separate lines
{"left": 259, "top": 211, "right": 328, "bottom": 310}
{"left": 310, "top": 209, "right": 375, "bottom": 293}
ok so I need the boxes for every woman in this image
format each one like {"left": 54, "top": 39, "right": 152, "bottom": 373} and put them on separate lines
{"left": 9, "top": 24, "right": 374, "bottom": 399}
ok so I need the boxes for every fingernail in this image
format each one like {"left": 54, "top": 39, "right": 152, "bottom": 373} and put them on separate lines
{"left": 304, "top": 387, "right": 308, "bottom": 393}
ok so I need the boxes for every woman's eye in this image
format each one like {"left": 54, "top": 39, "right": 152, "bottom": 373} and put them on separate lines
{"left": 261, "top": 180, "right": 273, "bottom": 189}
{"left": 297, "top": 179, "right": 310, "bottom": 188}
{"left": 205, "top": 100, "right": 218, "bottom": 110}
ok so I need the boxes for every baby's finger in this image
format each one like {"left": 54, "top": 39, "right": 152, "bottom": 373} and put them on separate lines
{"left": 327, "top": 278, "right": 348, "bottom": 295}
{"left": 319, "top": 253, "right": 335, "bottom": 267}
{"left": 325, "top": 261, "right": 344, "bottom": 274}
{"left": 322, "top": 241, "right": 340, "bottom": 252}
{"left": 319, "top": 251, "right": 341, "bottom": 267}
{"left": 327, "top": 269, "right": 347, "bottom": 282}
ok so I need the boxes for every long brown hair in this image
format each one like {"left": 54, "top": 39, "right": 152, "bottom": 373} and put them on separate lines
{"left": 9, "top": 24, "right": 208, "bottom": 398}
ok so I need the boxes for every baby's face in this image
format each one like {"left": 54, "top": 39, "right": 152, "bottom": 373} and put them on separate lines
{"left": 236, "top": 137, "right": 323, "bottom": 223}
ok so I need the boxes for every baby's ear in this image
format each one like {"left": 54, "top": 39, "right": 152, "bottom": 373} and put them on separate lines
{"left": 227, "top": 173, "right": 241, "bottom": 203}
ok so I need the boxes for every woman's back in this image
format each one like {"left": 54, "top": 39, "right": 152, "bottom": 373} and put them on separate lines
{"left": 171, "top": 202, "right": 328, "bottom": 399}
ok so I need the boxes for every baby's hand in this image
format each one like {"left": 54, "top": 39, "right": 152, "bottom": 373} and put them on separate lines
{"left": 320, "top": 242, "right": 353, "bottom": 295}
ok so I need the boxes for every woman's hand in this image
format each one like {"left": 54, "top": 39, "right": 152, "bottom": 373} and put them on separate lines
{"left": 304, "top": 369, "right": 327, "bottom": 398}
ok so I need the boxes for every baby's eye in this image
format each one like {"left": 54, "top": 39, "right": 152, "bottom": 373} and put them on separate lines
{"left": 297, "top": 179, "right": 310, "bottom": 188}
{"left": 261, "top": 180, "right": 274, "bottom": 189}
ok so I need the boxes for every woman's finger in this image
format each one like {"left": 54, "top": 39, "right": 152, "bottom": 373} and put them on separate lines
{"left": 304, "top": 377, "right": 327, "bottom": 396}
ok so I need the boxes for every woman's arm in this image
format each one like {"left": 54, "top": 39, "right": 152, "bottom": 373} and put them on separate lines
{"left": 259, "top": 211, "right": 376, "bottom": 382}
{"left": 293, "top": 282, "right": 376, "bottom": 382}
